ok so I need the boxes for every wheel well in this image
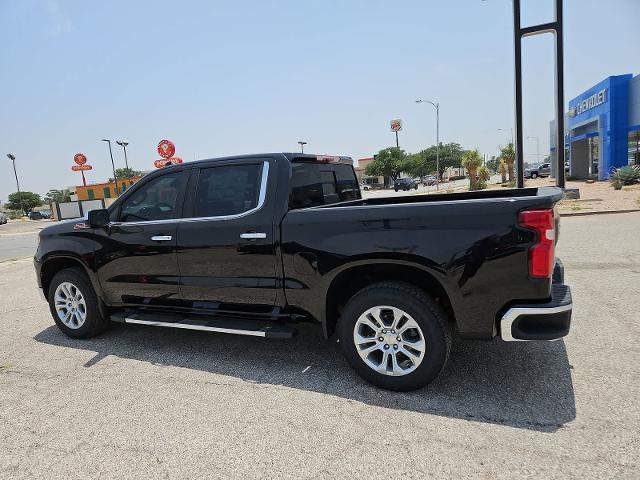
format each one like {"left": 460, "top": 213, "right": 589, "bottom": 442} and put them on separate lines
{"left": 40, "top": 257, "right": 86, "bottom": 300}
{"left": 325, "top": 263, "right": 455, "bottom": 338}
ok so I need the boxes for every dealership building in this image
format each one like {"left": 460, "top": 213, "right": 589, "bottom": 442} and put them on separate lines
{"left": 550, "top": 73, "right": 640, "bottom": 180}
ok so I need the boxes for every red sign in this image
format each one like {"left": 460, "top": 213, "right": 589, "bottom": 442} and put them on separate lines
{"left": 74, "top": 153, "right": 87, "bottom": 165}
{"left": 154, "top": 157, "right": 183, "bottom": 168}
{"left": 157, "top": 139, "right": 176, "bottom": 159}
{"left": 154, "top": 159, "right": 171, "bottom": 168}
{"left": 72, "top": 164, "right": 93, "bottom": 171}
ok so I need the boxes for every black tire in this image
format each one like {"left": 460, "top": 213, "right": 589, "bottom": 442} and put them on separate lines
{"left": 339, "top": 281, "right": 451, "bottom": 391}
{"left": 414, "top": 185, "right": 418, "bottom": 190}
{"left": 531, "top": 172, "right": 538, "bottom": 179}
{"left": 394, "top": 188, "right": 398, "bottom": 192}
{"left": 48, "top": 267, "right": 109, "bottom": 339}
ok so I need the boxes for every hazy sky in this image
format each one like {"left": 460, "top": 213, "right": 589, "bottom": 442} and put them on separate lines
{"left": 1, "top": 0, "right": 638, "bottom": 201}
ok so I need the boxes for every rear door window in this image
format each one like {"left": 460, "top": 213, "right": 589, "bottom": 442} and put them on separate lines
{"left": 194, "top": 163, "right": 263, "bottom": 218}
{"left": 289, "top": 162, "right": 360, "bottom": 209}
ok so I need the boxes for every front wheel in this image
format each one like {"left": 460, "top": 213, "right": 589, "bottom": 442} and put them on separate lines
{"left": 531, "top": 172, "right": 538, "bottom": 179}
{"left": 48, "top": 267, "right": 109, "bottom": 339}
{"left": 339, "top": 281, "right": 451, "bottom": 391}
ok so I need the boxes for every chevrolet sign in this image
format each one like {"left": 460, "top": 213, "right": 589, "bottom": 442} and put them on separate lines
{"left": 569, "top": 88, "right": 607, "bottom": 117}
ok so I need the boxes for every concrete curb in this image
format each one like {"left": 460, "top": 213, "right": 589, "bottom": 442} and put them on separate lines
{"left": 560, "top": 208, "right": 640, "bottom": 217}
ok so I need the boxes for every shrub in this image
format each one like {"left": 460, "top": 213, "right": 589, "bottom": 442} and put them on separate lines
{"left": 611, "top": 178, "right": 623, "bottom": 190}
{"left": 610, "top": 165, "right": 640, "bottom": 186}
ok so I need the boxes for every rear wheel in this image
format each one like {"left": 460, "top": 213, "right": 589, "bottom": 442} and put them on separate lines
{"left": 339, "top": 281, "right": 451, "bottom": 391}
{"left": 48, "top": 267, "right": 109, "bottom": 339}
{"left": 531, "top": 172, "right": 538, "bottom": 179}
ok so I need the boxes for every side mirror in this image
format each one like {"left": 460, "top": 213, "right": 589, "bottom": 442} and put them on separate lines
{"left": 88, "top": 209, "right": 110, "bottom": 228}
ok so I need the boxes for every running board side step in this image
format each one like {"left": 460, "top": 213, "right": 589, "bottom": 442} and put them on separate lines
{"left": 110, "top": 311, "right": 297, "bottom": 339}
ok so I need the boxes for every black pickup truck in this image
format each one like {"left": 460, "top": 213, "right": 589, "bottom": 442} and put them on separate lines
{"left": 35, "top": 153, "right": 572, "bottom": 391}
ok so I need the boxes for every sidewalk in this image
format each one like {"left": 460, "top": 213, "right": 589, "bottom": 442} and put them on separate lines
{"left": 525, "top": 177, "right": 640, "bottom": 215}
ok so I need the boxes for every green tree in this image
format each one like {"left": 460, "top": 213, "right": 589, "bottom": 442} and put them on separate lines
{"left": 486, "top": 155, "right": 499, "bottom": 173}
{"left": 44, "top": 189, "right": 71, "bottom": 204}
{"left": 6, "top": 191, "right": 43, "bottom": 213}
{"left": 364, "top": 147, "right": 408, "bottom": 182}
{"left": 412, "top": 142, "right": 465, "bottom": 180}
{"left": 500, "top": 143, "right": 516, "bottom": 182}
{"left": 477, "top": 165, "right": 490, "bottom": 190}
{"left": 109, "top": 167, "right": 144, "bottom": 181}
{"left": 461, "top": 149, "right": 483, "bottom": 190}
{"left": 403, "top": 153, "right": 430, "bottom": 178}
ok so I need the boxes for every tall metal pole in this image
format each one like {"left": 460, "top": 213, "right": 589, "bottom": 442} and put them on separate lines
{"left": 116, "top": 140, "right": 130, "bottom": 170}
{"left": 395, "top": 131, "right": 399, "bottom": 148}
{"left": 123, "top": 144, "right": 129, "bottom": 170}
{"left": 513, "top": 0, "right": 565, "bottom": 188}
{"left": 102, "top": 139, "right": 119, "bottom": 195}
{"left": 435, "top": 102, "right": 440, "bottom": 190}
{"left": 415, "top": 99, "right": 440, "bottom": 190}
{"left": 7, "top": 154, "right": 22, "bottom": 213}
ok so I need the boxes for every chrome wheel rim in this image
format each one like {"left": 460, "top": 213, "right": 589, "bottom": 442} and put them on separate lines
{"left": 54, "top": 282, "right": 87, "bottom": 329}
{"left": 353, "top": 306, "right": 426, "bottom": 376}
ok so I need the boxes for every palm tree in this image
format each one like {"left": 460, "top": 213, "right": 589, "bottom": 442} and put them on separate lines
{"left": 461, "top": 149, "right": 483, "bottom": 190}
{"left": 500, "top": 143, "right": 515, "bottom": 182}
{"left": 498, "top": 158, "right": 507, "bottom": 184}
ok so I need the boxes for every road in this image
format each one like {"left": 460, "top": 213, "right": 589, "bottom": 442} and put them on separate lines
{"left": 0, "top": 232, "right": 38, "bottom": 262}
{"left": 1, "top": 213, "right": 639, "bottom": 478}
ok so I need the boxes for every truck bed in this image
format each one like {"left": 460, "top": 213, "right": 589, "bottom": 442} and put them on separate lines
{"left": 322, "top": 186, "right": 563, "bottom": 209}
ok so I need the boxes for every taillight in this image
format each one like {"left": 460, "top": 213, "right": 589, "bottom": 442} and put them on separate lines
{"left": 518, "top": 209, "right": 555, "bottom": 278}
{"left": 316, "top": 155, "right": 341, "bottom": 164}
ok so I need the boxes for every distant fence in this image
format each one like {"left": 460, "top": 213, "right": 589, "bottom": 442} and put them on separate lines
{"left": 53, "top": 199, "right": 106, "bottom": 221}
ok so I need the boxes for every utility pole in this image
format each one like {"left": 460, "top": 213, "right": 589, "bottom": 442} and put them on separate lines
{"left": 298, "top": 141, "right": 307, "bottom": 153}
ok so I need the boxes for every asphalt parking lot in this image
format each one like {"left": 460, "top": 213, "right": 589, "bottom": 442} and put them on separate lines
{"left": 1, "top": 212, "right": 638, "bottom": 479}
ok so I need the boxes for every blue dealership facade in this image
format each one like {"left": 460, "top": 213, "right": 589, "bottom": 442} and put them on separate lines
{"left": 550, "top": 73, "right": 640, "bottom": 180}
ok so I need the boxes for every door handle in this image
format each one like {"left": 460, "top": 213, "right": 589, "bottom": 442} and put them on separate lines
{"left": 151, "top": 235, "right": 172, "bottom": 241}
{"left": 240, "top": 232, "right": 267, "bottom": 239}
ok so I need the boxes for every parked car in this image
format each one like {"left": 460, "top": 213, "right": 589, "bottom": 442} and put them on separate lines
{"left": 361, "top": 182, "right": 372, "bottom": 191}
{"left": 422, "top": 175, "right": 438, "bottom": 186}
{"left": 393, "top": 177, "right": 418, "bottom": 191}
{"left": 524, "top": 163, "right": 552, "bottom": 179}
{"left": 35, "top": 152, "right": 572, "bottom": 391}
{"left": 39, "top": 210, "right": 52, "bottom": 219}
{"left": 0, "top": 213, "right": 8, "bottom": 225}
{"left": 28, "top": 211, "right": 43, "bottom": 220}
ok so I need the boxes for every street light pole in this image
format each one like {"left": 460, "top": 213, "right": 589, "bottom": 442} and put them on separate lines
{"left": 416, "top": 99, "right": 440, "bottom": 190}
{"left": 6, "top": 153, "right": 22, "bottom": 213}
{"left": 298, "top": 141, "right": 307, "bottom": 153}
{"left": 527, "top": 136, "right": 540, "bottom": 164}
{"left": 116, "top": 140, "right": 129, "bottom": 170}
{"left": 498, "top": 128, "right": 514, "bottom": 145}
{"left": 101, "top": 139, "right": 119, "bottom": 195}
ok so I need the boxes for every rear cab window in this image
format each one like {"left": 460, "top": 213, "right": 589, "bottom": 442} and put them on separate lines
{"left": 289, "top": 158, "right": 361, "bottom": 209}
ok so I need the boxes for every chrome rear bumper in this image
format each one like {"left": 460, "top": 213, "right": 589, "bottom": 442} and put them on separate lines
{"left": 500, "top": 283, "right": 572, "bottom": 342}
